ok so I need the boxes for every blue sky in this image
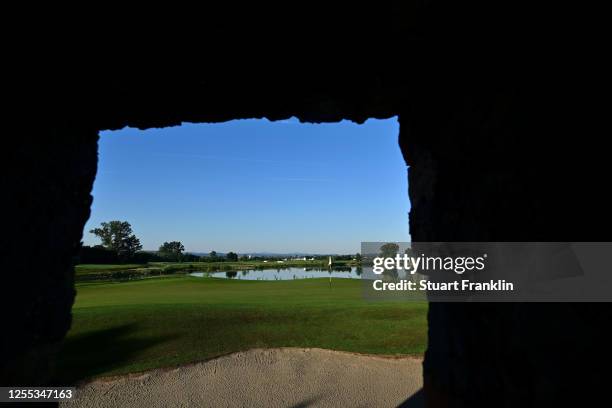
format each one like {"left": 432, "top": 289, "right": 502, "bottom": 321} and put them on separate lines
{"left": 83, "top": 117, "right": 410, "bottom": 254}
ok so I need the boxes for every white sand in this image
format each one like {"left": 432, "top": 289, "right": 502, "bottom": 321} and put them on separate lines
{"left": 62, "top": 348, "right": 423, "bottom": 408}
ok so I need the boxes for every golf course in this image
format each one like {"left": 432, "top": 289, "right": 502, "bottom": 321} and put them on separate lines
{"left": 56, "top": 273, "right": 427, "bottom": 384}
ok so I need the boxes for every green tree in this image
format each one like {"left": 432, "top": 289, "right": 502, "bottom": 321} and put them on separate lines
{"left": 379, "top": 243, "right": 399, "bottom": 281}
{"left": 89, "top": 221, "right": 142, "bottom": 261}
{"left": 379, "top": 243, "right": 400, "bottom": 258}
{"left": 226, "top": 251, "right": 238, "bottom": 261}
{"left": 209, "top": 251, "right": 218, "bottom": 261}
{"left": 158, "top": 241, "right": 185, "bottom": 262}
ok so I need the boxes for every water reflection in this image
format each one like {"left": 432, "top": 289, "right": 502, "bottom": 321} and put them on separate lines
{"left": 190, "top": 267, "right": 361, "bottom": 280}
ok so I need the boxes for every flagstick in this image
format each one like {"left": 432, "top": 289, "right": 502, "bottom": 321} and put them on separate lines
{"left": 328, "top": 256, "right": 332, "bottom": 288}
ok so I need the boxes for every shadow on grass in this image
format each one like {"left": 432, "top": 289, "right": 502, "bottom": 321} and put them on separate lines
{"left": 53, "top": 324, "right": 175, "bottom": 385}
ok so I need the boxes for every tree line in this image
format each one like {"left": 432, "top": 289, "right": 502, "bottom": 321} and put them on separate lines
{"left": 78, "top": 220, "right": 246, "bottom": 264}
{"left": 78, "top": 220, "right": 360, "bottom": 265}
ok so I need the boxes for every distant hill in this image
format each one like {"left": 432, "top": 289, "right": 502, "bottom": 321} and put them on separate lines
{"left": 143, "top": 250, "right": 345, "bottom": 257}
{"left": 187, "top": 252, "right": 337, "bottom": 257}
{"left": 188, "top": 252, "right": 227, "bottom": 257}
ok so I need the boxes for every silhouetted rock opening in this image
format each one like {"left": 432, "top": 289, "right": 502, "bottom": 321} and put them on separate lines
{"left": 4, "top": 2, "right": 607, "bottom": 407}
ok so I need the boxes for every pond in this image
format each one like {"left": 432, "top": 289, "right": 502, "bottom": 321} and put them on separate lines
{"left": 189, "top": 267, "right": 363, "bottom": 280}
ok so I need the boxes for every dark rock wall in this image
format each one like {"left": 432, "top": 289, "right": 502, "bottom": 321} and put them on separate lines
{"left": 3, "top": 127, "right": 98, "bottom": 385}
{"left": 400, "top": 77, "right": 607, "bottom": 406}
{"left": 397, "top": 11, "right": 609, "bottom": 401}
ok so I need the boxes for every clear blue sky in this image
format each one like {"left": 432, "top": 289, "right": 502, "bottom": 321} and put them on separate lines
{"left": 83, "top": 117, "right": 410, "bottom": 254}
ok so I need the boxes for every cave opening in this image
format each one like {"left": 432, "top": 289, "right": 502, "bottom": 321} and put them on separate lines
{"left": 5, "top": 32, "right": 596, "bottom": 404}
{"left": 55, "top": 116, "right": 425, "bottom": 390}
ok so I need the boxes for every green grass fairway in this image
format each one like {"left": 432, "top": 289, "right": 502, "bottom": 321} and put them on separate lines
{"left": 56, "top": 277, "right": 427, "bottom": 383}
{"left": 75, "top": 264, "right": 145, "bottom": 274}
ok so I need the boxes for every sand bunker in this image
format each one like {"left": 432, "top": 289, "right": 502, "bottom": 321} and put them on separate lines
{"left": 62, "top": 348, "right": 423, "bottom": 407}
